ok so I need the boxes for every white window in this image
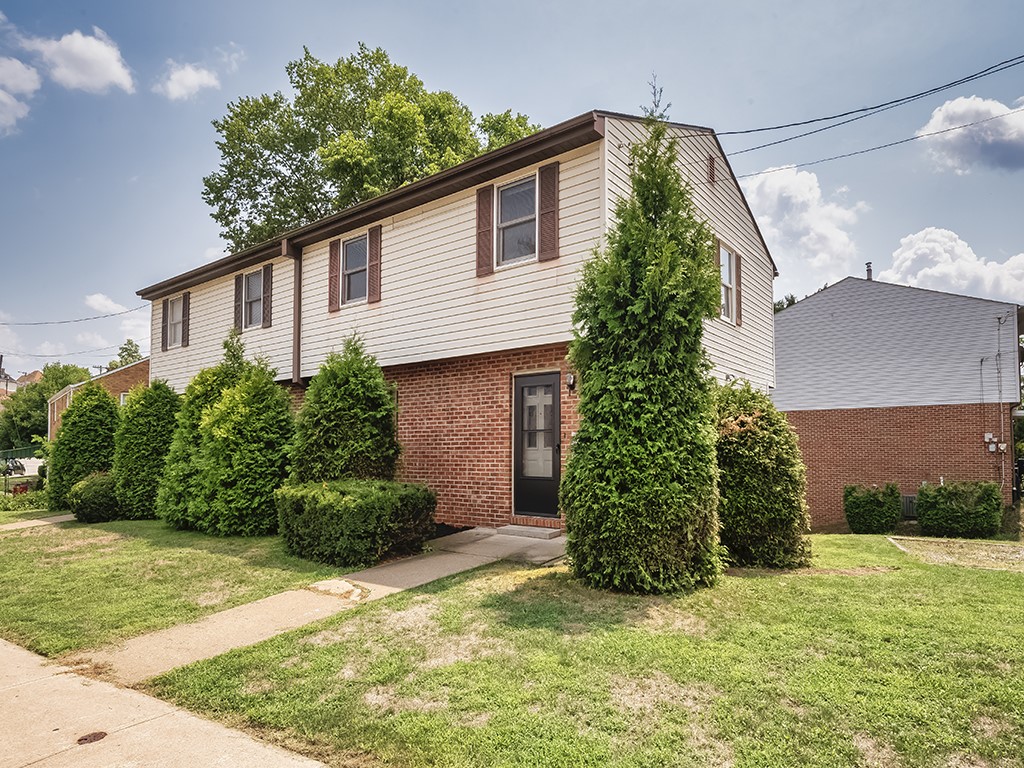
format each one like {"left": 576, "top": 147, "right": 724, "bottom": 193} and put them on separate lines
{"left": 244, "top": 269, "right": 263, "bottom": 328}
{"left": 343, "top": 236, "right": 368, "bottom": 303}
{"left": 720, "top": 244, "right": 736, "bottom": 322}
{"left": 496, "top": 176, "right": 536, "bottom": 265}
{"left": 167, "top": 296, "right": 184, "bottom": 347}
{"left": 119, "top": 392, "right": 129, "bottom": 406}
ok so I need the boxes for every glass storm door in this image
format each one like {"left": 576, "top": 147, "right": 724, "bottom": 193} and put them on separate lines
{"left": 513, "top": 373, "right": 560, "bottom": 517}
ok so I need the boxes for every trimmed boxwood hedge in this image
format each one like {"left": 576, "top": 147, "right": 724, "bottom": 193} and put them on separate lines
{"left": 276, "top": 480, "right": 436, "bottom": 568}
{"left": 843, "top": 483, "right": 901, "bottom": 534}
{"left": 917, "top": 481, "right": 1001, "bottom": 539}
{"left": 67, "top": 471, "right": 120, "bottom": 523}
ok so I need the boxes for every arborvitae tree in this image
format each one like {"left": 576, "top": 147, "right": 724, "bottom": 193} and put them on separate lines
{"left": 113, "top": 381, "right": 181, "bottom": 519}
{"left": 48, "top": 383, "right": 120, "bottom": 511}
{"left": 191, "top": 362, "right": 294, "bottom": 536}
{"left": 716, "top": 383, "right": 811, "bottom": 568}
{"left": 156, "top": 331, "right": 252, "bottom": 529}
{"left": 561, "top": 112, "right": 723, "bottom": 594}
{"left": 290, "top": 336, "right": 399, "bottom": 482}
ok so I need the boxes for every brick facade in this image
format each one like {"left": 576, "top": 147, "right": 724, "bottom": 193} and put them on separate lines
{"left": 48, "top": 359, "right": 151, "bottom": 439}
{"left": 785, "top": 403, "right": 1015, "bottom": 531}
{"left": 383, "top": 343, "right": 579, "bottom": 529}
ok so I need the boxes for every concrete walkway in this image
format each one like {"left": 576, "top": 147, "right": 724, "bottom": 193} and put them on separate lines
{"left": 0, "top": 639, "right": 325, "bottom": 768}
{"left": 0, "top": 513, "right": 74, "bottom": 532}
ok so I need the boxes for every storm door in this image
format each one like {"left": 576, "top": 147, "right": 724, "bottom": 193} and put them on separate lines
{"left": 513, "top": 373, "right": 560, "bottom": 517}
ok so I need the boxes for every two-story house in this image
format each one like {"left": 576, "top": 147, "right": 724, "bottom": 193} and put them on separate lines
{"left": 137, "top": 110, "right": 778, "bottom": 530}
{"left": 773, "top": 275, "right": 1021, "bottom": 531}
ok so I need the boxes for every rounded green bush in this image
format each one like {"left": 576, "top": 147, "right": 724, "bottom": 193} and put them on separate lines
{"left": 48, "top": 383, "right": 120, "bottom": 512}
{"left": 113, "top": 381, "right": 180, "bottom": 519}
{"left": 843, "top": 484, "right": 901, "bottom": 534}
{"left": 561, "top": 117, "right": 723, "bottom": 594}
{"left": 716, "top": 383, "right": 811, "bottom": 568}
{"left": 67, "top": 472, "right": 120, "bottom": 523}
{"left": 917, "top": 481, "right": 1001, "bottom": 538}
{"left": 291, "top": 336, "right": 400, "bottom": 482}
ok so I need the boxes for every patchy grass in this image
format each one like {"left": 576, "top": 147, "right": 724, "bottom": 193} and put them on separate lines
{"left": 0, "top": 520, "right": 341, "bottom": 656}
{"left": 891, "top": 536, "right": 1024, "bottom": 572}
{"left": 0, "top": 506, "right": 56, "bottom": 525}
{"left": 150, "top": 535, "right": 1024, "bottom": 768}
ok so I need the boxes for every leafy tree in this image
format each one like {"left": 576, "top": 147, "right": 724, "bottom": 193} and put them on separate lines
{"left": 113, "top": 381, "right": 181, "bottom": 519}
{"left": 191, "top": 362, "right": 294, "bottom": 536}
{"left": 203, "top": 44, "right": 538, "bottom": 251}
{"left": 716, "top": 382, "right": 811, "bottom": 568}
{"left": 48, "top": 382, "right": 119, "bottom": 511}
{"left": 773, "top": 294, "right": 796, "bottom": 313}
{"left": 561, "top": 110, "right": 724, "bottom": 594}
{"left": 156, "top": 331, "right": 253, "bottom": 529}
{"left": 0, "top": 363, "right": 90, "bottom": 449}
{"left": 106, "top": 339, "right": 143, "bottom": 371}
{"left": 291, "top": 336, "right": 399, "bottom": 482}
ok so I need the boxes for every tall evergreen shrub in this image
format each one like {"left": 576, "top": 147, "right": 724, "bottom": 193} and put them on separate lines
{"left": 156, "top": 331, "right": 252, "bottom": 529}
{"left": 716, "top": 383, "right": 811, "bottom": 568}
{"left": 561, "top": 114, "right": 723, "bottom": 594}
{"left": 291, "top": 336, "right": 400, "bottom": 482}
{"left": 48, "top": 383, "right": 120, "bottom": 511}
{"left": 191, "top": 362, "right": 293, "bottom": 535}
{"left": 113, "top": 381, "right": 180, "bottom": 519}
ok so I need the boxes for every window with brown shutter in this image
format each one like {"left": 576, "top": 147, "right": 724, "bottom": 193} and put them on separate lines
{"left": 538, "top": 162, "right": 560, "bottom": 262}
{"left": 233, "top": 274, "right": 243, "bottom": 331}
{"left": 161, "top": 298, "right": 169, "bottom": 352}
{"left": 734, "top": 252, "right": 743, "bottom": 326}
{"left": 476, "top": 185, "right": 494, "bottom": 277}
{"left": 718, "top": 241, "right": 741, "bottom": 325}
{"left": 368, "top": 225, "right": 381, "bottom": 303}
{"left": 328, "top": 239, "right": 341, "bottom": 312}
{"left": 181, "top": 291, "right": 190, "bottom": 347}
{"left": 262, "top": 264, "right": 273, "bottom": 328}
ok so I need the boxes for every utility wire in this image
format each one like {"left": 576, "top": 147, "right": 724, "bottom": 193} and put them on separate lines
{"left": 735, "top": 106, "right": 1024, "bottom": 179}
{"left": 1, "top": 345, "right": 121, "bottom": 359}
{"left": 719, "top": 53, "right": 1024, "bottom": 136}
{"left": 0, "top": 305, "right": 146, "bottom": 327}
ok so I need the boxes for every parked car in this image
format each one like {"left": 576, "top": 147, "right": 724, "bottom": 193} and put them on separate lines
{"left": 2, "top": 458, "right": 25, "bottom": 476}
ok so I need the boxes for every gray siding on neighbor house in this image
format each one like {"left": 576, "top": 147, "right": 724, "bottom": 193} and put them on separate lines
{"left": 772, "top": 277, "right": 1021, "bottom": 411}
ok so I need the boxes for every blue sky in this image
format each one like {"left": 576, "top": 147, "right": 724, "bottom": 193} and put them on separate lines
{"left": 1, "top": 0, "right": 1023, "bottom": 375}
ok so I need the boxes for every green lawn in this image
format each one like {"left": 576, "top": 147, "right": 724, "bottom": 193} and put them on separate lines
{"left": 0, "top": 520, "right": 341, "bottom": 656}
{"left": 150, "top": 535, "right": 1024, "bottom": 768}
{"left": 0, "top": 506, "right": 57, "bottom": 525}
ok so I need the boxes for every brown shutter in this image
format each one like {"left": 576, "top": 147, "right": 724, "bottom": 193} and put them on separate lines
{"left": 476, "top": 185, "right": 494, "bottom": 277}
{"left": 734, "top": 251, "right": 743, "bottom": 327}
{"left": 328, "top": 239, "right": 341, "bottom": 312}
{"left": 368, "top": 225, "right": 382, "bottom": 303}
{"left": 161, "top": 299, "right": 169, "bottom": 352}
{"left": 233, "top": 274, "right": 243, "bottom": 331}
{"left": 181, "top": 291, "right": 190, "bottom": 347}
{"left": 262, "top": 263, "right": 273, "bottom": 328}
{"left": 538, "top": 162, "right": 560, "bottom": 262}
{"left": 714, "top": 238, "right": 721, "bottom": 270}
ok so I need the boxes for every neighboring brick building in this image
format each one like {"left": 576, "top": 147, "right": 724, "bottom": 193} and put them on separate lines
{"left": 137, "top": 110, "right": 779, "bottom": 530}
{"left": 773, "top": 277, "right": 1021, "bottom": 531}
{"left": 48, "top": 359, "right": 150, "bottom": 439}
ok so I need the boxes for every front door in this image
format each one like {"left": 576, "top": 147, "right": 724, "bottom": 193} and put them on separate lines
{"left": 513, "top": 373, "right": 560, "bottom": 517}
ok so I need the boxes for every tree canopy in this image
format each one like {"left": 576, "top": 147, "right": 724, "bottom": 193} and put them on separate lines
{"left": 106, "top": 339, "right": 143, "bottom": 371}
{"left": 203, "top": 44, "right": 539, "bottom": 252}
{"left": 0, "top": 362, "right": 90, "bottom": 449}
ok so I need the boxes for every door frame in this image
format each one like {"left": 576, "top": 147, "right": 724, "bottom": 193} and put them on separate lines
{"left": 511, "top": 370, "right": 561, "bottom": 518}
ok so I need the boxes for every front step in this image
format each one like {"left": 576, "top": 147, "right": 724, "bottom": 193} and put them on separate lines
{"left": 495, "top": 524, "right": 562, "bottom": 540}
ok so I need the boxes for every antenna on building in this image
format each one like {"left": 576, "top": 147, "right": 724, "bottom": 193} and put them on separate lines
{"left": 865, "top": 262, "right": 873, "bottom": 281}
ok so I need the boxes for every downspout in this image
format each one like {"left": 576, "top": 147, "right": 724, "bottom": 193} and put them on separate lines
{"left": 282, "top": 238, "right": 302, "bottom": 385}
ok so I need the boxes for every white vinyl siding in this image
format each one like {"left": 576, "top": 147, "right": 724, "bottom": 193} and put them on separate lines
{"left": 299, "top": 143, "right": 603, "bottom": 375}
{"left": 604, "top": 116, "right": 776, "bottom": 391}
{"left": 149, "top": 256, "right": 293, "bottom": 392}
{"left": 773, "top": 278, "right": 1021, "bottom": 411}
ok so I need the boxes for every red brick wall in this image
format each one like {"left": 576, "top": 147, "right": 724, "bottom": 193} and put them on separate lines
{"left": 49, "top": 360, "right": 151, "bottom": 439}
{"left": 785, "top": 403, "right": 1016, "bottom": 531}
{"left": 384, "top": 343, "right": 579, "bottom": 529}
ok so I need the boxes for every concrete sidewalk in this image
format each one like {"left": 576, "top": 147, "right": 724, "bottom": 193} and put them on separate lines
{"left": 0, "top": 640, "right": 324, "bottom": 768}
{"left": 0, "top": 514, "right": 74, "bottom": 532}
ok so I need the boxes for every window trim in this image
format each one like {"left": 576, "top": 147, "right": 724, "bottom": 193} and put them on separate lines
{"left": 720, "top": 243, "right": 737, "bottom": 324}
{"left": 167, "top": 295, "right": 184, "bottom": 348}
{"left": 495, "top": 174, "right": 538, "bottom": 268}
{"left": 342, "top": 234, "right": 369, "bottom": 304}
{"left": 243, "top": 268, "right": 263, "bottom": 329}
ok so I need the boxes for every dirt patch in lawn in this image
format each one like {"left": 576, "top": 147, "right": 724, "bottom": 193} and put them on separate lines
{"left": 195, "top": 581, "right": 231, "bottom": 607}
{"left": 363, "top": 685, "right": 448, "bottom": 713}
{"left": 889, "top": 537, "right": 1024, "bottom": 572}
{"left": 854, "top": 733, "right": 902, "bottom": 768}
{"left": 631, "top": 602, "right": 708, "bottom": 636}
{"left": 727, "top": 566, "right": 897, "bottom": 578}
{"left": 972, "top": 714, "right": 1011, "bottom": 739}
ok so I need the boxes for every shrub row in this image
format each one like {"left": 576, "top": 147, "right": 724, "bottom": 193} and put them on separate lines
{"left": 917, "top": 481, "right": 1001, "bottom": 538}
{"left": 276, "top": 480, "right": 436, "bottom": 567}
{"left": 843, "top": 484, "right": 901, "bottom": 534}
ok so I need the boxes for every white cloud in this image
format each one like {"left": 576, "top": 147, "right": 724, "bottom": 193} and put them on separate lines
{"left": 85, "top": 293, "right": 127, "bottom": 314}
{"left": 75, "top": 331, "right": 110, "bottom": 348}
{"left": 0, "top": 57, "right": 41, "bottom": 95}
{"left": 21, "top": 26, "right": 134, "bottom": 94}
{"left": 217, "top": 43, "right": 245, "bottom": 74}
{"left": 0, "top": 89, "right": 29, "bottom": 134}
{"left": 917, "top": 95, "right": 1024, "bottom": 174}
{"left": 36, "top": 341, "right": 67, "bottom": 357}
{"left": 879, "top": 227, "right": 1024, "bottom": 303}
{"left": 741, "top": 165, "right": 868, "bottom": 297}
{"left": 152, "top": 61, "right": 219, "bottom": 101}
{"left": 83, "top": 293, "right": 149, "bottom": 348}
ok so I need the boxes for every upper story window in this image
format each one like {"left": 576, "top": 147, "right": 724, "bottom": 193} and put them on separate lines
{"left": 167, "top": 296, "right": 184, "bottom": 347}
{"left": 497, "top": 176, "right": 536, "bottom": 265}
{"left": 343, "top": 235, "right": 368, "bottom": 303}
{"left": 244, "top": 269, "right": 263, "bottom": 328}
{"left": 720, "top": 244, "right": 737, "bottom": 323}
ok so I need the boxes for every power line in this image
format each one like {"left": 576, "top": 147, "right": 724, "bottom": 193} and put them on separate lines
{"left": 734, "top": 105, "right": 1024, "bottom": 180}
{"left": 0, "top": 305, "right": 146, "bottom": 327}
{"left": 719, "top": 52, "right": 1024, "bottom": 137}
{"left": 1, "top": 345, "right": 121, "bottom": 359}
